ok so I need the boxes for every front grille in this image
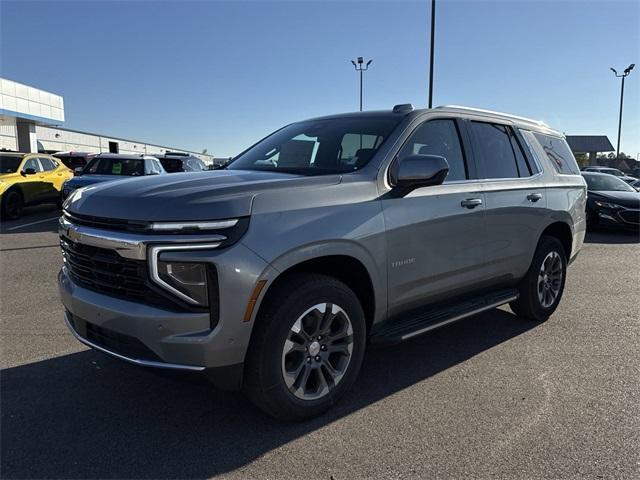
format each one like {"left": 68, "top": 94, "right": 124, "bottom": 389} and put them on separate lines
{"left": 68, "top": 312, "right": 163, "bottom": 363}
{"left": 60, "top": 238, "right": 188, "bottom": 311}
{"left": 619, "top": 210, "right": 640, "bottom": 224}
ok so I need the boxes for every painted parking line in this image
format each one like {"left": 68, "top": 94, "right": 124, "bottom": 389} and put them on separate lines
{"left": 5, "top": 216, "right": 60, "bottom": 231}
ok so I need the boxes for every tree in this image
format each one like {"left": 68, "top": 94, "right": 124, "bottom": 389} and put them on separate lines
{"left": 202, "top": 148, "right": 208, "bottom": 155}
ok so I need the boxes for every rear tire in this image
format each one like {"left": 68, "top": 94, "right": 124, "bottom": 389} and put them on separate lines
{"left": 1, "top": 190, "right": 23, "bottom": 220}
{"left": 510, "top": 236, "right": 567, "bottom": 322}
{"left": 244, "top": 273, "right": 366, "bottom": 421}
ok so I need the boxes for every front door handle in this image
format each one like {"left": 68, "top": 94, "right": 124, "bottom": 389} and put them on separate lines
{"left": 527, "top": 193, "right": 543, "bottom": 202}
{"left": 461, "top": 198, "right": 483, "bottom": 209}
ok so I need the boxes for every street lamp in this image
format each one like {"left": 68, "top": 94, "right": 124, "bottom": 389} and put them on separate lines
{"left": 351, "top": 57, "right": 372, "bottom": 111}
{"left": 610, "top": 63, "right": 635, "bottom": 159}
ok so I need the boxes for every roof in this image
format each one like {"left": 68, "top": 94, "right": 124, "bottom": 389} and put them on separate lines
{"left": 306, "top": 105, "right": 561, "bottom": 135}
{"left": 566, "top": 136, "right": 614, "bottom": 153}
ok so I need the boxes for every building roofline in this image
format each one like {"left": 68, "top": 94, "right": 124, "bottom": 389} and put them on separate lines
{"left": 38, "top": 124, "right": 210, "bottom": 158}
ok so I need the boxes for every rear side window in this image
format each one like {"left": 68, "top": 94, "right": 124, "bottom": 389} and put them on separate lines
{"left": 470, "top": 122, "right": 525, "bottom": 179}
{"left": 532, "top": 133, "right": 580, "bottom": 175}
{"left": 398, "top": 119, "right": 468, "bottom": 182}
{"left": 39, "top": 157, "right": 56, "bottom": 171}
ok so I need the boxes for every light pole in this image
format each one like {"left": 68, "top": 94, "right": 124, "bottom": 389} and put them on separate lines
{"left": 351, "top": 57, "right": 372, "bottom": 111}
{"left": 428, "top": 0, "right": 436, "bottom": 108}
{"left": 610, "top": 63, "right": 635, "bottom": 159}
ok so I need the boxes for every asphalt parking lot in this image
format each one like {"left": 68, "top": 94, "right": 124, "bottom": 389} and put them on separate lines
{"left": 1, "top": 209, "right": 639, "bottom": 479}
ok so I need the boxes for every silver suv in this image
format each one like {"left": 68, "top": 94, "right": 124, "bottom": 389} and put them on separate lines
{"left": 58, "top": 105, "right": 586, "bottom": 420}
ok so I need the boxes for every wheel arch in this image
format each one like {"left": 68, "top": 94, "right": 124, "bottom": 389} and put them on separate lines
{"left": 256, "top": 248, "right": 382, "bottom": 334}
{"left": 539, "top": 221, "right": 573, "bottom": 259}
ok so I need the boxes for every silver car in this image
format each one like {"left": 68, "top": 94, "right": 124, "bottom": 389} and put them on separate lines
{"left": 59, "top": 105, "right": 586, "bottom": 420}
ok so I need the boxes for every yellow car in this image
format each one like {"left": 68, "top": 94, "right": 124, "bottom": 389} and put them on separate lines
{"left": 0, "top": 152, "right": 73, "bottom": 220}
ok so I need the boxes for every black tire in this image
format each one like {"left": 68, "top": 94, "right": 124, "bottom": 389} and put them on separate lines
{"left": 586, "top": 209, "right": 599, "bottom": 230}
{"left": 244, "top": 273, "right": 366, "bottom": 421}
{"left": 1, "top": 190, "right": 23, "bottom": 220}
{"left": 510, "top": 236, "right": 567, "bottom": 322}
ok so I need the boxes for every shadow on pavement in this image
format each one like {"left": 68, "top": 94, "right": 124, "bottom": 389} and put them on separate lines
{"left": 1, "top": 309, "right": 536, "bottom": 479}
{"left": 0, "top": 205, "right": 61, "bottom": 235}
{"left": 584, "top": 228, "right": 640, "bottom": 245}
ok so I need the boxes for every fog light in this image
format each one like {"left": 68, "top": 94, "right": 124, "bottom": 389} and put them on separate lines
{"left": 157, "top": 261, "right": 209, "bottom": 306}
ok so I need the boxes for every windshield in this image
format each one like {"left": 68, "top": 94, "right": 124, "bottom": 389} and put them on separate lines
{"left": 227, "top": 116, "right": 401, "bottom": 175}
{"left": 83, "top": 157, "right": 145, "bottom": 176}
{"left": 583, "top": 174, "right": 635, "bottom": 192}
{"left": 0, "top": 155, "right": 23, "bottom": 174}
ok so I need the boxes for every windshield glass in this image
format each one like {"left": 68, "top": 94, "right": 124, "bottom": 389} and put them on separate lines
{"left": 583, "top": 174, "right": 635, "bottom": 192}
{"left": 0, "top": 155, "right": 23, "bottom": 174}
{"left": 227, "top": 116, "right": 401, "bottom": 175}
{"left": 83, "top": 157, "right": 145, "bottom": 176}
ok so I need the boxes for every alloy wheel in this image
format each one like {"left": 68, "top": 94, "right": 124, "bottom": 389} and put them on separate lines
{"left": 537, "top": 251, "right": 563, "bottom": 308}
{"left": 281, "top": 303, "right": 354, "bottom": 401}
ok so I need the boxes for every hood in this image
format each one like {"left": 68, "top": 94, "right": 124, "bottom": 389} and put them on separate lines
{"left": 65, "top": 175, "right": 128, "bottom": 189}
{"left": 589, "top": 190, "right": 640, "bottom": 209}
{"left": 64, "top": 169, "right": 340, "bottom": 221}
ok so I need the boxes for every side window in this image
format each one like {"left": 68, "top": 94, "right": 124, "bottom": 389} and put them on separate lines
{"left": 398, "top": 119, "right": 467, "bottom": 182}
{"left": 532, "top": 133, "right": 580, "bottom": 175}
{"left": 39, "top": 157, "right": 56, "bottom": 171}
{"left": 470, "top": 122, "right": 520, "bottom": 179}
{"left": 23, "top": 158, "right": 42, "bottom": 172}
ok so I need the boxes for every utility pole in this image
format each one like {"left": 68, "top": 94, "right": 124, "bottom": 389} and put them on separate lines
{"left": 610, "top": 64, "right": 635, "bottom": 158}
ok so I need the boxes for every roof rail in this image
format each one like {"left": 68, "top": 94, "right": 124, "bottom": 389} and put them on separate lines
{"left": 434, "top": 105, "right": 548, "bottom": 127}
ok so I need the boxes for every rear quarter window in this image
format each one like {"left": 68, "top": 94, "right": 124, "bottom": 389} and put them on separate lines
{"left": 533, "top": 133, "right": 580, "bottom": 175}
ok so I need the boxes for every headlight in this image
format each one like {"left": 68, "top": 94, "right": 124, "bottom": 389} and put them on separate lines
{"left": 148, "top": 243, "right": 221, "bottom": 306}
{"left": 156, "top": 261, "right": 209, "bottom": 306}
{"left": 594, "top": 200, "right": 621, "bottom": 209}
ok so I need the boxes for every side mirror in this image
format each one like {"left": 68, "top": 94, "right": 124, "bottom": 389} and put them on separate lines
{"left": 74, "top": 167, "right": 84, "bottom": 176}
{"left": 391, "top": 154, "right": 449, "bottom": 194}
{"left": 21, "top": 167, "right": 37, "bottom": 176}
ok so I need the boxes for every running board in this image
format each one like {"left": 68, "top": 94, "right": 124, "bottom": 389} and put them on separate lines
{"left": 370, "top": 288, "right": 519, "bottom": 345}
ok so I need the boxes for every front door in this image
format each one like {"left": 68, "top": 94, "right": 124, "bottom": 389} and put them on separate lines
{"left": 382, "top": 118, "right": 488, "bottom": 318}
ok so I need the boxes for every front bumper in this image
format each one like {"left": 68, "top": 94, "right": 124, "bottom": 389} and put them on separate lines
{"left": 592, "top": 207, "right": 640, "bottom": 229}
{"left": 58, "top": 232, "right": 273, "bottom": 389}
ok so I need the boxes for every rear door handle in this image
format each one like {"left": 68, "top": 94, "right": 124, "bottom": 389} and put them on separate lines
{"left": 461, "top": 198, "right": 483, "bottom": 209}
{"left": 527, "top": 193, "right": 543, "bottom": 202}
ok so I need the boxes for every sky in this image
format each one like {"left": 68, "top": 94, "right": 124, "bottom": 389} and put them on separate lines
{"left": 1, "top": 0, "right": 638, "bottom": 158}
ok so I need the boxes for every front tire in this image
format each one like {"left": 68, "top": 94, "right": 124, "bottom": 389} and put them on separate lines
{"left": 244, "top": 273, "right": 366, "bottom": 421}
{"left": 510, "top": 236, "right": 567, "bottom": 322}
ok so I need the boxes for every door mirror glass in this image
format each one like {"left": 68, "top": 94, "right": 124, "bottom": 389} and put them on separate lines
{"left": 392, "top": 154, "right": 449, "bottom": 192}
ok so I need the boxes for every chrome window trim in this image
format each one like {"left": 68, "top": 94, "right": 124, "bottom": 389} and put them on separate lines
{"left": 64, "top": 313, "right": 205, "bottom": 371}
{"left": 148, "top": 243, "right": 222, "bottom": 305}
{"left": 58, "top": 216, "right": 226, "bottom": 260}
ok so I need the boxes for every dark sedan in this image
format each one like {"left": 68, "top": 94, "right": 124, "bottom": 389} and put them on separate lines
{"left": 582, "top": 172, "right": 640, "bottom": 230}
{"left": 61, "top": 154, "right": 165, "bottom": 201}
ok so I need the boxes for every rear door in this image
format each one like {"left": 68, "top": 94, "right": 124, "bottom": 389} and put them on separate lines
{"left": 382, "top": 117, "right": 488, "bottom": 317}
{"left": 468, "top": 121, "right": 547, "bottom": 283}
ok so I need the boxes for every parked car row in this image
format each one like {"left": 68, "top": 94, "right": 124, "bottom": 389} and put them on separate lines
{"left": 1, "top": 150, "right": 214, "bottom": 220}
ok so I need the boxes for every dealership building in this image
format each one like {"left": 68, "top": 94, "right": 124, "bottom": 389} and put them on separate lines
{"left": 0, "top": 78, "right": 215, "bottom": 163}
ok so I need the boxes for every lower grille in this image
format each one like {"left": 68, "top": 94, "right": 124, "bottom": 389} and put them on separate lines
{"left": 67, "top": 312, "right": 162, "bottom": 363}
{"left": 619, "top": 210, "right": 640, "bottom": 224}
